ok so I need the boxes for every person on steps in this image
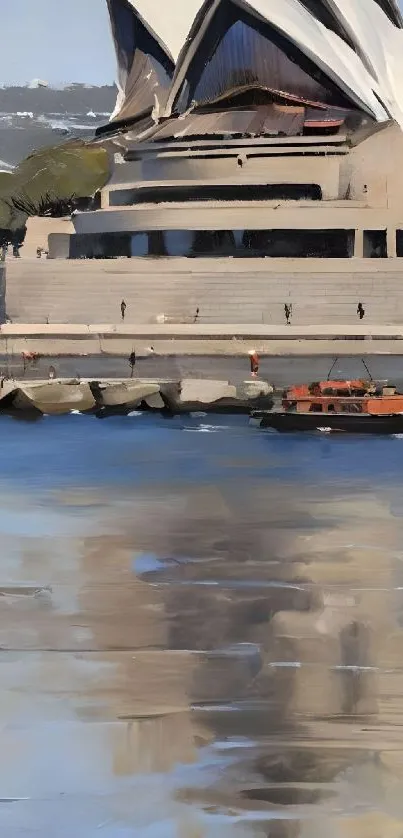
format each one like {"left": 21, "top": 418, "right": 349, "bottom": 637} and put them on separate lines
{"left": 120, "top": 300, "right": 127, "bottom": 321}
{"left": 357, "top": 302, "right": 365, "bottom": 320}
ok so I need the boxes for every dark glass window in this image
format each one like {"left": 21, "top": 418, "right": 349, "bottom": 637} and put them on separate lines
{"left": 241, "top": 229, "right": 354, "bottom": 258}
{"left": 69, "top": 229, "right": 355, "bottom": 259}
{"left": 363, "top": 230, "right": 387, "bottom": 258}
{"left": 396, "top": 230, "right": 403, "bottom": 257}
{"left": 109, "top": 184, "right": 323, "bottom": 206}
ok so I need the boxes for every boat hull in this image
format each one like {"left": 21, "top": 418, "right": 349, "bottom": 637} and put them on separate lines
{"left": 253, "top": 411, "right": 403, "bottom": 434}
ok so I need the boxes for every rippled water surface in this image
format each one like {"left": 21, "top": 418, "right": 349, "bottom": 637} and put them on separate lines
{"left": 1, "top": 413, "right": 403, "bottom": 836}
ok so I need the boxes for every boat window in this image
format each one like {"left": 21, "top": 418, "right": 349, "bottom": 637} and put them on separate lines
{"left": 342, "top": 403, "right": 362, "bottom": 413}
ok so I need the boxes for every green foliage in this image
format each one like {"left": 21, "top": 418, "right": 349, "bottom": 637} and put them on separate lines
{"left": 0, "top": 139, "right": 110, "bottom": 229}
{"left": 0, "top": 173, "right": 14, "bottom": 228}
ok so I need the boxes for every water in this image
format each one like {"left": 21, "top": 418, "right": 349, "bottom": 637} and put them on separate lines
{"left": 1, "top": 413, "right": 403, "bottom": 836}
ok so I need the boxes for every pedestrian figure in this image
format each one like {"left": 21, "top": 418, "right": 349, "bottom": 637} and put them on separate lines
{"left": 248, "top": 349, "right": 260, "bottom": 377}
{"left": 357, "top": 302, "right": 365, "bottom": 320}
{"left": 120, "top": 299, "right": 127, "bottom": 321}
{"left": 36, "top": 247, "right": 42, "bottom": 259}
{"left": 48, "top": 365, "right": 56, "bottom": 381}
{"left": 22, "top": 351, "right": 40, "bottom": 375}
{"left": 193, "top": 307, "right": 200, "bottom": 323}
{"left": 129, "top": 350, "right": 136, "bottom": 378}
{"left": 284, "top": 303, "right": 292, "bottom": 325}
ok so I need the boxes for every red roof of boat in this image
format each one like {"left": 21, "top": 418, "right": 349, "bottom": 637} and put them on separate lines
{"left": 286, "top": 380, "right": 368, "bottom": 398}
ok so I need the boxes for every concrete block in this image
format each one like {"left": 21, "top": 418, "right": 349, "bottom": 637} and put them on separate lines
{"left": 11, "top": 382, "right": 96, "bottom": 414}
{"left": 94, "top": 380, "right": 161, "bottom": 409}
{"left": 161, "top": 378, "right": 274, "bottom": 413}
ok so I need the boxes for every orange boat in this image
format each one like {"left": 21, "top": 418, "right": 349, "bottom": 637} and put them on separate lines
{"left": 253, "top": 378, "right": 403, "bottom": 434}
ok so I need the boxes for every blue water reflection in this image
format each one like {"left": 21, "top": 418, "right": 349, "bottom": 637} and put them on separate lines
{"left": 0, "top": 413, "right": 403, "bottom": 490}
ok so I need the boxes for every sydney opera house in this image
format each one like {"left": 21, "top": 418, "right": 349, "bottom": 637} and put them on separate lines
{"left": 55, "top": 0, "right": 403, "bottom": 263}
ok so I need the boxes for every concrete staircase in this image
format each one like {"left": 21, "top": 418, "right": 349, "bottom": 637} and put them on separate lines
{"left": 5, "top": 256, "right": 403, "bottom": 326}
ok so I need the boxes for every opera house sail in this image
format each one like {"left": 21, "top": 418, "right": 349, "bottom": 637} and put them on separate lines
{"left": 57, "top": 0, "right": 403, "bottom": 262}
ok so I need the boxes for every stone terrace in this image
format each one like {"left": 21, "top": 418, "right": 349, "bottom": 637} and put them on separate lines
{"left": 4, "top": 257, "right": 403, "bottom": 326}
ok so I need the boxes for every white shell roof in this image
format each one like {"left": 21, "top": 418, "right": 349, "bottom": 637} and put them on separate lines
{"left": 124, "top": 0, "right": 204, "bottom": 61}
{"left": 326, "top": 0, "right": 403, "bottom": 125}
{"left": 243, "top": 0, "right": 387, "bottom": 119}
{"left": 110, "top": 0, "right": 403, "bottom": 126}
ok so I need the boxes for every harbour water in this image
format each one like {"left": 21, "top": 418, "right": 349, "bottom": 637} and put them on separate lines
{"left": 1, "top": 412, "right": 403, "bottom": 836}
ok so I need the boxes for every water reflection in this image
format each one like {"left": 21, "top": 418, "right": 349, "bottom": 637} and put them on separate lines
{"left": 0, "top": 415, "right": 403, "bottom": 835}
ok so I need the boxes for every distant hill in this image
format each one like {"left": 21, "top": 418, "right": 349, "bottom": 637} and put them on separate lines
{"left": 0, "top": 84, "right": 116, "bottom": 167}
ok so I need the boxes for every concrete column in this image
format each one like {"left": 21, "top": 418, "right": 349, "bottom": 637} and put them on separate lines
{"left": 387, "top": 227, "right": 397, "bottom": 258}
{"left": 47, "top": 234, "right": 71, "bottom": 259}
{"left": 354, "top": 229, "right": 363, "bottom": 258}
{"left": 101, "top": 188, "right": 110, "bottom": 210}
{"left": 0, "top": 263, "right": 5, "bottom": 324}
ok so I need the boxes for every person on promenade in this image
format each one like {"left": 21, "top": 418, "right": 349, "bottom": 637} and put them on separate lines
{"left": 129, "top": 350, "right": 136, "bottom": 378}
{"left": 249, "top": 350, "right": 260, "bottom": 377}
{"left": 120, "top": 299, "right": 127, "bottom": 321}
{"left": 357, "top": 302, "right": 365, "bottom": 320}
{"left": 284, "top": 303, "right": 292, "bottom": 325}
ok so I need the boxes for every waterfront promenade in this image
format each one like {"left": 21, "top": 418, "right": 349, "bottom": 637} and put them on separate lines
{"left": 2, "top": 322, "right": 403, "bottom": 360}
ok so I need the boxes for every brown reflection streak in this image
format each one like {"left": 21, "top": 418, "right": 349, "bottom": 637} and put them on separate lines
{"left": 122, "top": 484, "right": 403, "bottom": 836}
{"left": 1, "top": 480, "right": 403, "bottom": 836}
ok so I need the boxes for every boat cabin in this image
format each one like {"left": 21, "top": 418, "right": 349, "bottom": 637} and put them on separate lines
{"left": 282, "top": 380, "right": 403, "bottom": 416}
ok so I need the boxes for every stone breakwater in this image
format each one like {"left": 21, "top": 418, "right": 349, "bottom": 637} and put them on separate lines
{"left": 0, "top": 378, "right": 274, "bottom": 417}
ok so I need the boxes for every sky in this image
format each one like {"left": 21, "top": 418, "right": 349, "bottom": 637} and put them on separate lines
{"left": 0, "top": 0, "right": 116, "bottom": 86}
